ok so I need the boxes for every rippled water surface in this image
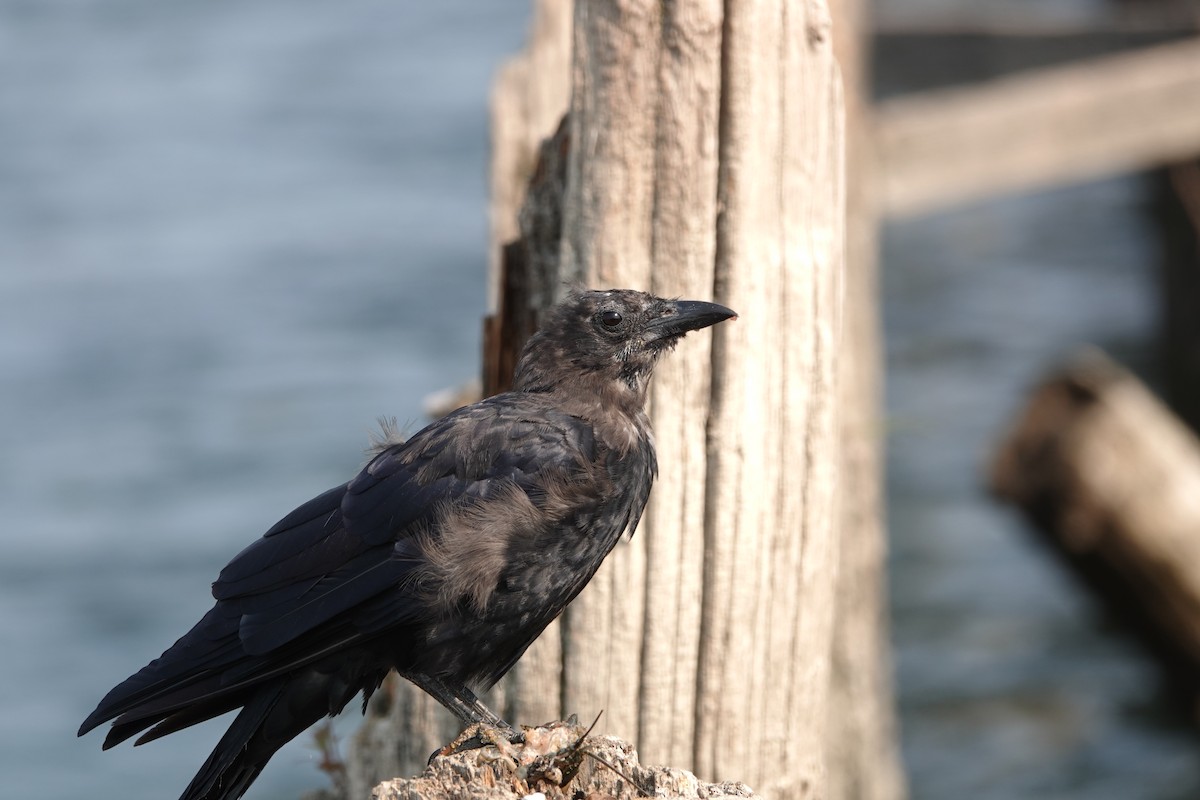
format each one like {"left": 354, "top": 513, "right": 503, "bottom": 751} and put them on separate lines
{"left": 884, "top": 179, "right": 1200, "bottom": 799}
{"left": 0, "top": 4, "right": 526, "bottom": 799}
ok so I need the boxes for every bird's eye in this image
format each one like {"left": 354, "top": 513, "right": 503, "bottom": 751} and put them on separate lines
{"left": 600, "top": 310, "right": 623, "bottom": 328}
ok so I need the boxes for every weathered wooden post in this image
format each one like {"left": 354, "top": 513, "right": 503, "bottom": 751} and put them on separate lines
{"left": 690, "top": 3, "right": 843, "bottom": 794}
{"left": 348, "top": 2, "right": 864, "bottom": 798}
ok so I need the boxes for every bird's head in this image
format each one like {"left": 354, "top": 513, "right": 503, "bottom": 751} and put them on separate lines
{"left": 513, "top": 289, "right": 736, "bottom": 406}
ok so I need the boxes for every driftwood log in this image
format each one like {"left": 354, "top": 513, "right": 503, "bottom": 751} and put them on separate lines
{"left": 990, "top": 350, "right": 1200, "bottom": 695}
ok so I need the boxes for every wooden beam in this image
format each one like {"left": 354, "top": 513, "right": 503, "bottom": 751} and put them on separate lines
{"left": 876, "top": 37, "right": 1200, "bottom": 216}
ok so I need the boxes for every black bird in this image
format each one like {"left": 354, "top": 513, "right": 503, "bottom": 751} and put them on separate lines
{"left": 79, "top": 291, "right": 734, "bottom": 800}
{"left": 79, "top": 288, "right": 735, "bottom": 800}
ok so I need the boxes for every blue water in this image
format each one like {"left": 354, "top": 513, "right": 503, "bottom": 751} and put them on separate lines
{"left": 4, "top": 3, "right": 1199, "bottom": 800}
{"left": 0, "top": 3, "right": 528, "bottom": 800}
{"left": 884, "top": 178, "right": 1200, "bottom": 799}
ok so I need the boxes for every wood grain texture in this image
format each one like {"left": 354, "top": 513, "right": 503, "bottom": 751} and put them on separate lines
{"left": 637, "top": 0, "right": 724, "bottom": 771}
{"left": 698, "top": 2, "right": 844, "bottom": 796}
{"left": 555, "top": 0, "right": 660, "bottom": 742}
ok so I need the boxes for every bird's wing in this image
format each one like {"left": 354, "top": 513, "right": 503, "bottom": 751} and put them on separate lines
{"left": 77, "top": 483, "right": 366, "bottom": 740}
{"left": 80, "top": 395, "right": 598, "bottom": 740}
{"left": 216, "top": 397, "right": 597, "bottom": 655}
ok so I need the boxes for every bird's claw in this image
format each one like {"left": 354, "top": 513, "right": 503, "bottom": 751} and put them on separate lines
{"left": 428, "top": 722, "right": 526, "bottom": 764}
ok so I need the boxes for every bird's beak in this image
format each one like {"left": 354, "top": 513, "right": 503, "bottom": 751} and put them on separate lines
{"left": 646, "top": 299, "right": 738, "bottom": 340}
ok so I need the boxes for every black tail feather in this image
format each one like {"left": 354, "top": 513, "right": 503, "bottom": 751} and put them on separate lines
{"left": 178, "top": 683, "right": 285, "bottom": 800}
{"left": 78, "top": 604, "right": 244, "bottom": 740}
{"left": 134, "top": 693, "right": 246, "bottom": 747}
{"left": 176, "top": 661, "right": 374, "bottom": 800}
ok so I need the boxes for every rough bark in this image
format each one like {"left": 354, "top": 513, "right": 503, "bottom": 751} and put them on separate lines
{"left": 990, "top": 350, "right": 1200, "bottom": 695}
{"left": 694, "top": 5, "right": 843, "bottom": 797}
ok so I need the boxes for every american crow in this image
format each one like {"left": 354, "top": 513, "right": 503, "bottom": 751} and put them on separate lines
{"left": 79, "top": 288, "right": 735, "bottom": 800}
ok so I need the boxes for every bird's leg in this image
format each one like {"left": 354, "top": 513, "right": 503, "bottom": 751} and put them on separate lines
{"left": 409, "top": 675, "right": 526, "bottom": 762}
{"left": 408, "top": 674, "right": 509, "bottom": 729}
{"left": 452, "top": 684, "right": 510, "bottom": 730}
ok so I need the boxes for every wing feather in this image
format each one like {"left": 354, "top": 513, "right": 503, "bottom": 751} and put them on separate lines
{"left": 81, "top": 396, "right": 602, "bottom": 743}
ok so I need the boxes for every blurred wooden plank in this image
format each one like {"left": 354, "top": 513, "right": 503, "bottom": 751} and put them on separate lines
{"left": 990, "top": 351, "right": 1200, "bottom": 702}
{"left": 877, "top": 37, "right": 1200, "bottom": 216}
{"left": 872, "top": 29, "right": 1189, "bottom": 99}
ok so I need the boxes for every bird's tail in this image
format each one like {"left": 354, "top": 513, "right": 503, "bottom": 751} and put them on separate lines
{"left": 177, "top": 682, "right": 285, "bottom": 800}
{"left": 178, "top": 666, "right": 350, "bottom": 800}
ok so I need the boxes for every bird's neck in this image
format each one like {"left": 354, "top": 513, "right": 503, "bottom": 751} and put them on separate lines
{"left": 555, "top": 379, "right": 654, "bottom": 457}
{"left": 513, "top": 361, "right": 648, "bottom": 419}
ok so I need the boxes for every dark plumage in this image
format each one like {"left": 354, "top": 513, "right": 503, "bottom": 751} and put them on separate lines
{"left": 79, "top": 289, "right": 736, "bottom": 800}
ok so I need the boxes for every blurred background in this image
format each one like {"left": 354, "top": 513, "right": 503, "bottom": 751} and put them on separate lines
{"left": 2, "top": 1, "right": 1198, "bottom": 800}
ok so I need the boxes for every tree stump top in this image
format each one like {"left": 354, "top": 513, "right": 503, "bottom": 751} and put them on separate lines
{"left": 369, "top": 721, "right": 759, "bottom": 800}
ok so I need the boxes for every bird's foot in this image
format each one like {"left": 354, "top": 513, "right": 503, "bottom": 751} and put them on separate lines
{"left": 519, "top": 714, "right": 598, "bottom": 789}
{"left": 428, "top": 715, "right": 616, "bottom": 793}
{"left": 429, "top": 721, "right": 526, "bottom": 764}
